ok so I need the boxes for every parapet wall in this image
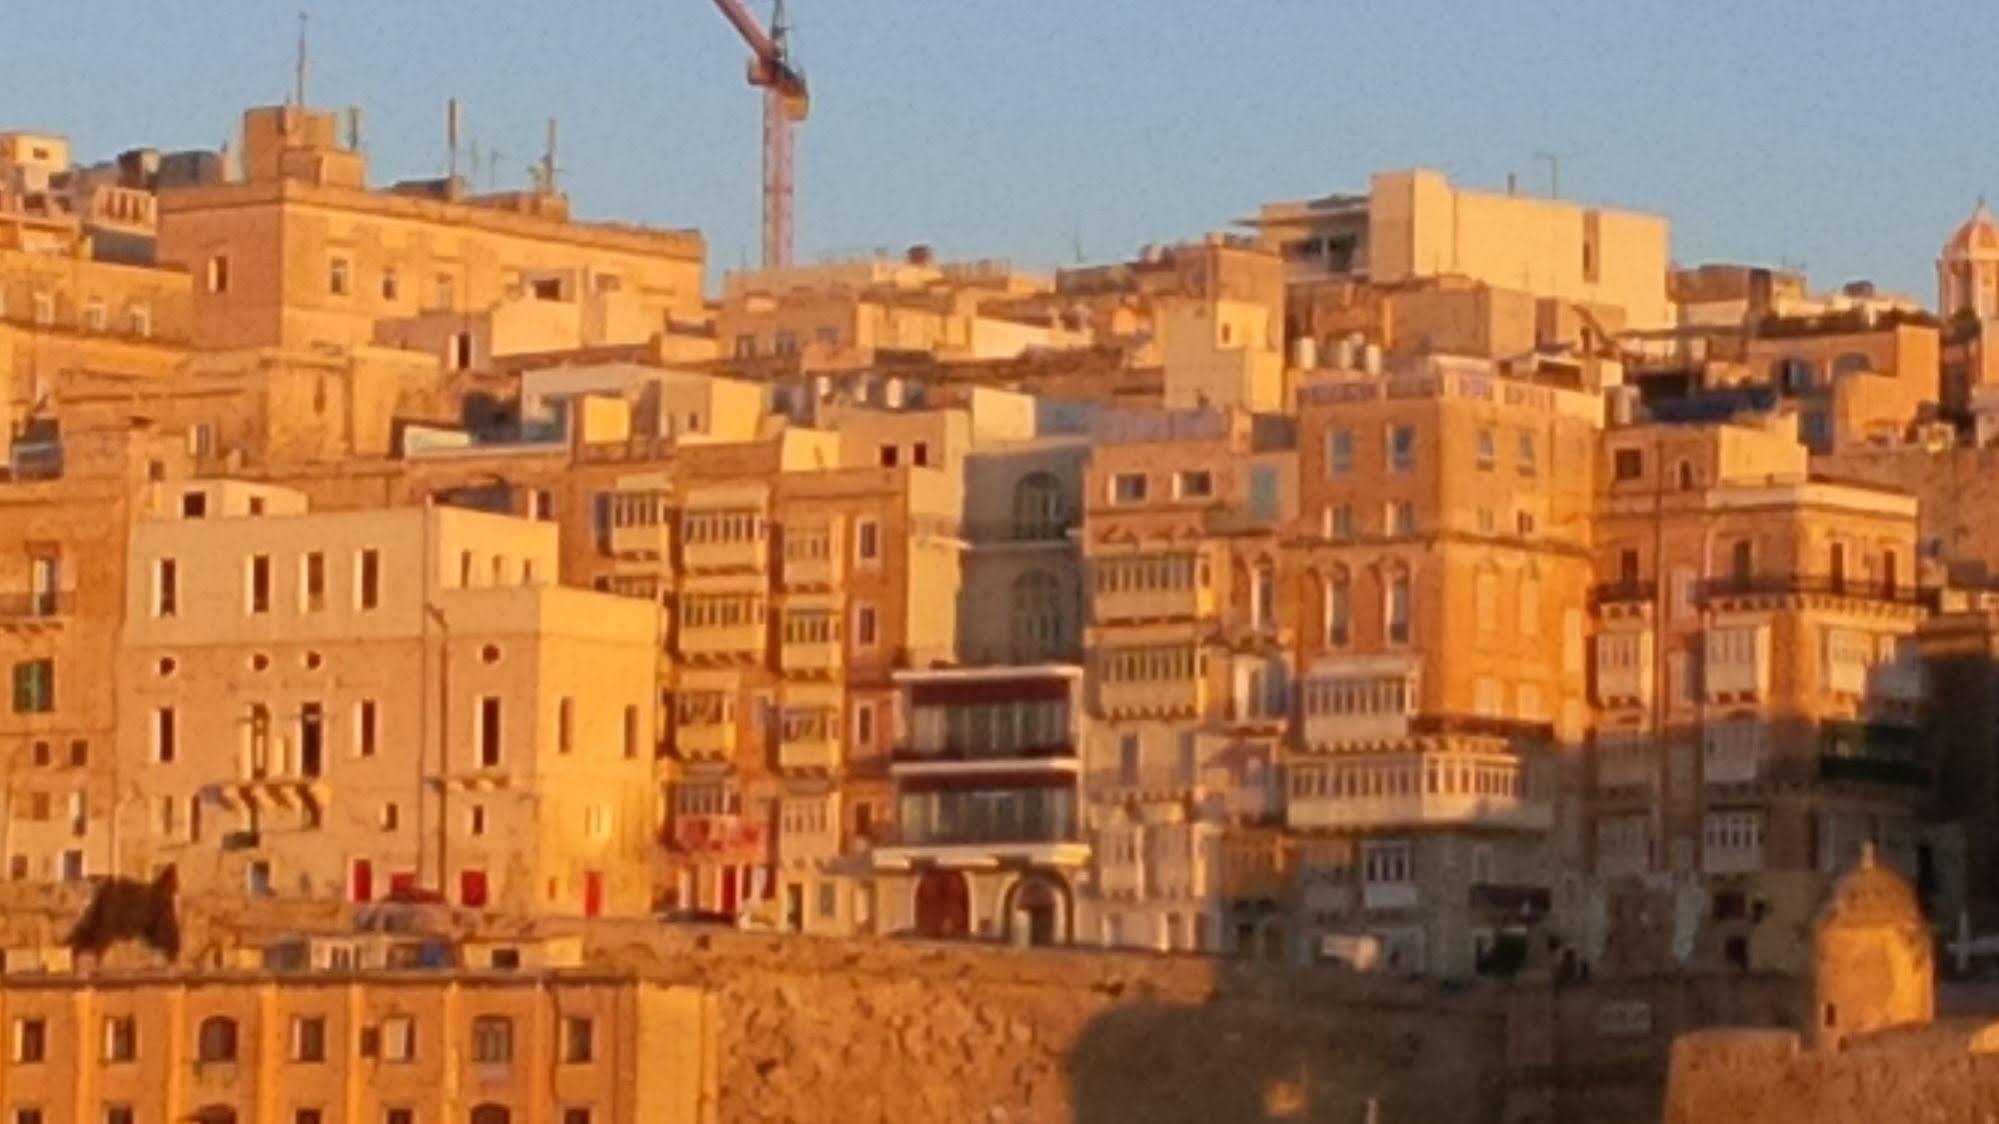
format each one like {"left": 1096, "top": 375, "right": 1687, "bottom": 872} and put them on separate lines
{"left": 1663, "top": 1023, "right": 1999, "bottom": 1123}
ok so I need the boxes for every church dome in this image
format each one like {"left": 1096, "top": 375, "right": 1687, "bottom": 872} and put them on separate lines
{"left": 1945, "top": 201, "right": 1999, "bottom": 259}
{"left": 1816, "top": 843, "right": 1922, "bottom": 932}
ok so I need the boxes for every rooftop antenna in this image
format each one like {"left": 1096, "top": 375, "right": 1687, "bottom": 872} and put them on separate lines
{"left": 446, "top": 98, "right": 462, "bottom": 180}
{"left": 1532, "top": 149, "right": 1578, "bottom": 199}
{"left": 536, "top": 118, "right": 561, "bottom": 194}
{"left": 293, "top": 12, "right": 309, "bottom": 108}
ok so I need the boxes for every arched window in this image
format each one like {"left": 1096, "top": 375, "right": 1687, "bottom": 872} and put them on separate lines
{"left": 1325, "top": 568, "right": 1351, "bottom": 647}
{"left": 197, "top": 1016, "right": 238, "bottom": 1062}
{"left": 1010, "top": 571, "right": 1065, "bottom": 658}
{"left": 470, "top": 1106, "right": 512, "bottom": 1124}
{"left": 1385, "top": 567, "right": 1413, "bottom": 645}
{"left": 1012, "top": 472, "right": 1068, "bottom": 541}
{"left": 1676, "top": 460, "right": 1696, "bottom": 491}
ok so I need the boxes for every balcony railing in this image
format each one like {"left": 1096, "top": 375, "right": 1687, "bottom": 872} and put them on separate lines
{"left": 1818, "top": 755, "right": 1928, "bottom": 787}
{"left": 1590, "top": 580, "right": 1657, "bottom": 607}
{"left": 1699, "top": 575, "right": 1934, "bottom": 607}
{"left": 964, "top": 518, "right": 1077, "bottom": 545}
{"left": 894, "top": 740, "right": 1076, "bottom": 764}
{"left": 0, "top": 591, "right": 69, "bottom": 619}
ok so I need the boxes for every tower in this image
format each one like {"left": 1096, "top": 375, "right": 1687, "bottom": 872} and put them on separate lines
{"left": 1809, "top": 843, "right": 1933, "bottom": 1050}
{"left": 1938, "top": 200, "right": 1999, "bottom": 318}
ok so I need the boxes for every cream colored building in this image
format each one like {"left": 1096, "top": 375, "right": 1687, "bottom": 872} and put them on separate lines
{"left": 0, "top": 935, "right": 714, "bottom": 1124}
{"left": 156, "top": 106, "right": 705, "bottom": 360}
{"left": 117, "top": 483, "right": 662, "bottom": 916}
{"left": 1588, "top": 413, "right": 1927, "bottom": 974}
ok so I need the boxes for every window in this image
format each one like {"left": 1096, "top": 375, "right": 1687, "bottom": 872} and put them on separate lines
{"left": 468, "top": 805, "right": 487, "bottom": 836}
{"left": 1252, "top": 564, "right": 1276, "bottom": 629}
{"left": 380, "top": 803, "right": 400, "bottom": 832}
{"left": 1386, "top": 572, "right": 1412, "bottom": 645}
{"left": 355, "top": 700, "right": 378, "bottom": 757}
{"left": 12, "top": 660, "right": 54, "bottom": 714}
{"left": 84, "top": 299, "right": 107, "bottom": 331}
{"left": 129, "top": 303, "right": 152, "bottom": 337}
{"left": 380, "top": 1016, "right": 415, "bottom": 1062}
{"left": 912, "top": 442, "right": 930, "bottom": 467}
{"left": 878, "top": 444, "right": 899, "bottom": 467}
{"left": 247, "top": 555, "right": 271, "bottom": 614}
{"left": 856, "top": 520, "right": 880, "bottom": 563}
{"left": 451, "top": 331, "right": 474, "bottom": 371}
{"left": 1475, "top": 429, "right": 1495, "bottom": 470}
{"left": 355, "top": 549, "right": 381, "bottom": 609}
{"left": 562, "top": 1016, "right": 594, "bottom": 1063}
{"left": 1730, "top": 540, "right": 1753, "bottom": 583}
{"left": 1386, "top": 424, "right": 1415, "bottom": 473}
{"left": 104, "top": 1108, "right": 134, "bottom": 1124}
{"left": 1118, "top": 733, "right": 1141, "bottom": 785}
{"left": 854, "top": 703, "right": 876, "bottom": 748}
{"left": 328, "top": 256, "right": 351, "bottom": 296}
{"left": 1386, "top": 501, "right": 1415, "bottom": 536}
{"left": 13, "top": 1017, "right": 45, "bottom": 1062}
{"left": 1175, "top": 470, "right": 1213, "bottom": 499}
{"left": 1361, "top": 840, "right": 1413, "bottom": 885}
{"left": 381, "top": 269, "right": 400, "bottom": 301}
{"left": 291, "top": 1015, "right": 327, "bottom": 1062}
{"left": 31, "top": 290, "right": 53, "bottom": 325}
{"left": 295, "top": 1111, "right": 324, "bottom": 1124}
{"left": 15, "top": 1110, "right": 41, "bottom": 1124}
{"left": 206, "top": 255, "right": 230, "bottom": 293}
{"left": 623, "top": 705, "right": 640, "bottom": 759}
{"left": 1325, "top": 504, "right": 1354, "bottom": 540}
{"left": 197, "top": 1016, "right": 238, "bottom": 1062}
{"left": 558, "top": 698, "right": 576, "bottom": 754}
{"left": 1517, "top": 431, "right": 1538, "bottom": 475}
{"left": 478, "top": 698, "right": 502, "bottom": 768}
{"left": 1326, "top": 570, "right": 1351, "bottom": 646}
{"left": 434, "top": 273, "right": 456, "bottom": 309}
{"left": 1613, "top": 447, "right": 1643, "bottom": 481}
{"left": 818, "top": 880, "right": 839, "bottom": 918}
{"left": 1111, "top": 473, "right": 1148, "bottom": 504}
{"left": 301, "top": 552, "right": 326, "bottom": 612}
{"left": 247, "top": 860, "right": 274, "bottom": 896}
{"left": 1327, "top": 429, "right": 1354, "bottom": 477}
{"left": 853, "top": 604, "right": 878, "bottom": 648}
{"left": 471, "top": 1016, "right": 513, "bottom": 1064}
{"left": 1515, "top": 510, "right": 1537, "bottom": 536}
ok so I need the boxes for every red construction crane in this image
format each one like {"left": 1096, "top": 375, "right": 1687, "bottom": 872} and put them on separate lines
{"left": 709, "top": 0, "right": 809, "bottom": 270}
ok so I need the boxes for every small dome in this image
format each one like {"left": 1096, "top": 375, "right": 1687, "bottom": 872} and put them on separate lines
{"left": 1818, "top": 843, "right": 1922, "bottom": 931}
{"left": 1945, "top": 201, "right": 1999, "bottom": 258}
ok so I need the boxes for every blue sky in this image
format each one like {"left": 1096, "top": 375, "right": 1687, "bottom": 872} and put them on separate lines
{"left": 5, "top": 1, "right": 1990, "bottom": 298}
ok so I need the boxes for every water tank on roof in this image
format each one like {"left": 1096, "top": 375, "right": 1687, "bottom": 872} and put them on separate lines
{"left": 1291, "top": 336, "right": 1318, "bottom": 370}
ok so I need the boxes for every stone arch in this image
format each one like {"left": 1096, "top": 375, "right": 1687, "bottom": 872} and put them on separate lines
{"left": 470, "top": 1106, "right": 512, "bottom": 1124}
{"left": 1001, "top": 869, "right": 1074, "bottom": 947}
{"left": 1012, "top": 471, "right": 1068, "bottom": 539}
{"left": 913, "top": 868, "right": 971, "bottom": 939}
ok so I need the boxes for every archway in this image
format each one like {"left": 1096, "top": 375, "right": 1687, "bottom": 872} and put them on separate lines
{"left": 913, "top": 868, "right": 971, "bottom": 938}
{"left": 470, "top": 1105, "right": 512, "bottom": 1124}
{"left": 1002, "top": 869, "right": 1072, "bottom": 946}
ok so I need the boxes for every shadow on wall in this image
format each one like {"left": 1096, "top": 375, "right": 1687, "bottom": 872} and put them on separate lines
{"left": 1065, "top": 960, "right": 1501, "bottom": 1124}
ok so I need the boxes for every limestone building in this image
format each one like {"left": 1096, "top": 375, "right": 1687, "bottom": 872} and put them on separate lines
{"left": 117, "top": 483, "right": 662, "bottom": 916}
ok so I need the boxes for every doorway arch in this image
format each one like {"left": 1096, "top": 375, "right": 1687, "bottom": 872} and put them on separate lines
{"left": 913, "top": 868, "right": 971, "bottom": 938}
{"left": 1001, "top": 869, "right": 1072, "bottom": 946}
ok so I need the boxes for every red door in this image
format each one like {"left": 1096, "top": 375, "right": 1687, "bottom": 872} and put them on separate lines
{"left": 460, "top": 869, "right": 489, "bottom": 908}
{"left": 583, "top": 871, "right": 604, "bottom": 918}
{"left": 349, "top": 859, "right": 373, "bottom": 903}
{"left": 388, "top": 870, "right": 417, "bottom": 898}
{"left": 914, "top": 869, "right": 971, "bottom": 938}
{"left": 719, "top": 866, "right": 738, "bottom": 915}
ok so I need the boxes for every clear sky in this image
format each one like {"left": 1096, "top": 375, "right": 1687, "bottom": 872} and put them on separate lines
{"left": 5, "top": 0, "right": 1990, "bottom": 298}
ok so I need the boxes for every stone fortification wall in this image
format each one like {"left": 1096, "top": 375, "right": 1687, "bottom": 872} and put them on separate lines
{"left": 585, "top": 924, "right": 1506, "bottom": 1124}
{"left": 1663, "top": 1023, "right": 1999, "bottom": 1123}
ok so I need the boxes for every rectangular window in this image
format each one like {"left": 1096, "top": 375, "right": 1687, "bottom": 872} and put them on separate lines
{"left": 181, "top": 491, "right": 208, "bottom": 518}
{"left": 1517, "top": 431, "right": 1539, "bottom": 475}
{"left": 1387, "top": 575, "right": 1412, "bottom": 645}
{"left": 381, "top": 1016, "right": 415, "bottom": 1062}
{"left": 104, "top": 1108, "right": 134, "bottom": 1124}
{"left": 1476, "top": 428, "right": 1496, "bottom": 470}
{"left": 12, "top": 660, "right": 54, "bottom": 714}
{"left": 1118, "top": 734, "right": 1141, "bottom": 785}
{"left": 478, "top": 697, "right": 503, "bottom": 768}
{"left": 13, "top": 1017, "right": 45, "bottom": 1062}
{"left": 623, "top": 705, "right": 641, "bottom": 759}
{"left": 562, "top": 1016, "right": 594, "bottom": 1063}
{"left": 291, "top": 1015, "right": 327, "bottom": 1062}
{"left": 855, "top": 702, "right": 876, "bottom": 747}
{"left": 381, "top": 269, "right": 400, "bottom": 301}
{"left": 1111, "top": 472, "right": 1149, "bottom": 504}
{"left": 563, "top": 1111, "right": 592, "bottom": 1124}
{"left": 854, "top": 604, "right": 878, "bottom": 648}
{"left": 1327, "top": 429, "right": 1354, "bottom": 477}
{"left": 1386, "top": 425, "right": 1415, "bottom": 474}
{"left": 295, "top": 1111, "right": 324, "bottom": 1124}
{"left": 355, "top": 700, "right": 377, "bottom": 757}
{"left": 206, "top": 254, "right": 230, "bottom": 294}
{"left": 558, "top": 697, "right": 576, "bottom": 754}
{"left": 1387, "top": 501, "right": 1415, "bottom": 536}
{"left": 468, "top": 805, "right": 487, "bottom": 836}
{"left": 153, "top": 558, "right": 178, "bottom": 617}
{"left": 1325, "top": 505, "right": 1354, "bottom": 540}
{"left": 301, "top": 552, "right": 326, "bottom": 612}
{"left": 1175, "top": 470, "right": 1213, "bottom": 499}
{"left": 1613, "top": 447, "right": 1644, "bottom": 481}
{"left": 912, "top": 442, "right": 930, "bottom": 467}
{"left": 247, "top": 554, "right": 271, "bottom": 614}
{"left": 357, "top": 549, "right": 381, "bottom": 609}
{"left": 471, "top": 1016, "right": 513, "bottom": 1064}
{"left": 328, "top": 256, "right": 351, "bottom": 296}
{"left": 856, "top": 520, "right": 880, "bottom": 563}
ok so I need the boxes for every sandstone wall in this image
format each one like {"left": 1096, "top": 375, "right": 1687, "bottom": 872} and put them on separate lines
{"left": 1663, "top": 1025, "right": 1999, "bottom": 1124}
{"left": 585, "top": 924, "right": 1507, "bottom": 1124}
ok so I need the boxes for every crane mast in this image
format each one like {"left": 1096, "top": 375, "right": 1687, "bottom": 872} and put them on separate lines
{"left": 709, "top": 0, "right": 809, "bottom": 270}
